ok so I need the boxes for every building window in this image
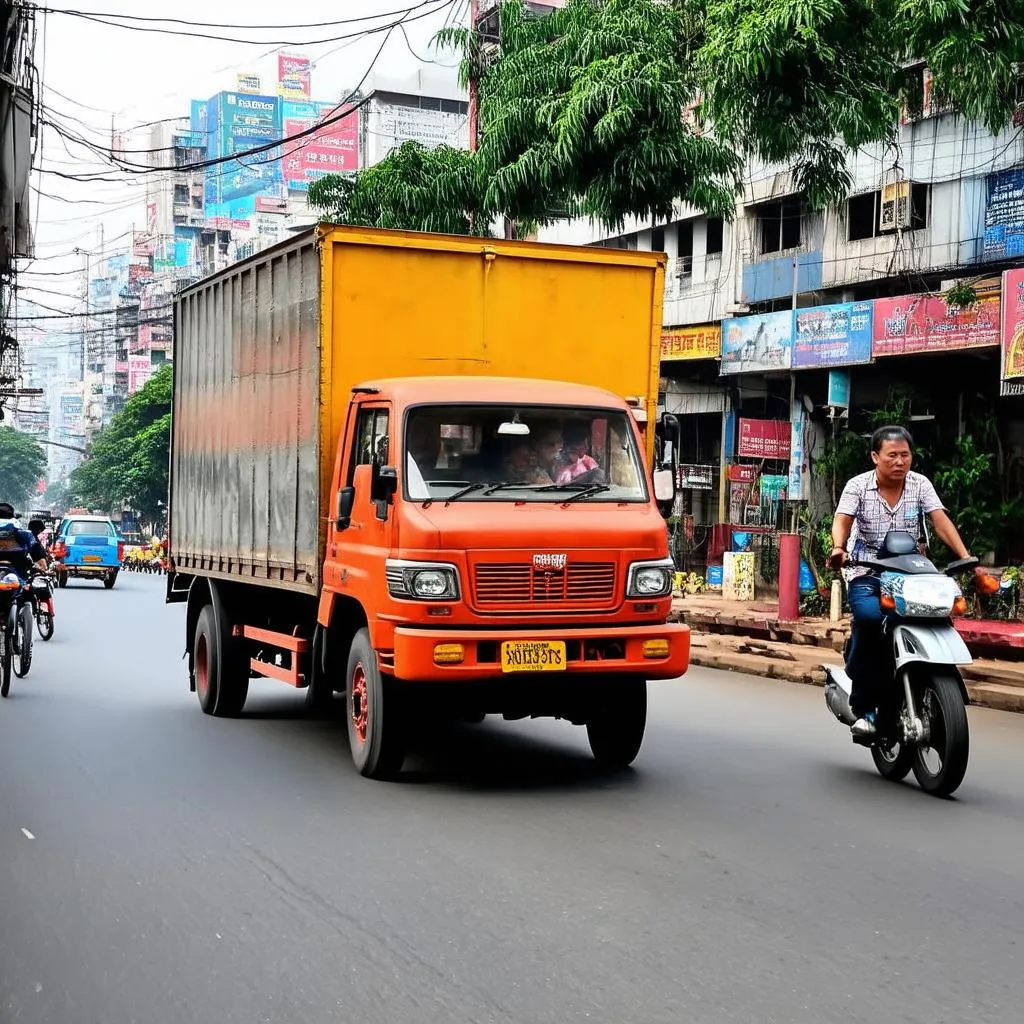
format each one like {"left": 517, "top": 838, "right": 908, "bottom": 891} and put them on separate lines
{"left": 847, "top": 183, "right": 929, "bottom": 240}
{"left": 173, "top": 184, "right": 189, "bottom": 205}
{"left": 651, "top": 226, "right": 665, "bottom": 253}
{"left": 677, "top": 220, "right": 694, "bottom": 277}
{"left": 755, "top": 195, "right": 802, "bottom": 254}
{"left": 706, "top": 216, "right": 724, "bottom": 255}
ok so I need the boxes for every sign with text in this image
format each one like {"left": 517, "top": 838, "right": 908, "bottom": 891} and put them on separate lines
{"left": 872, "top": 293, "right": 1000, "bottom": 357}
{"left": 721, "top": 311, "right": 793, "bottom": 374}
{"left": 984, "top": 168, "right": 1024, "bottom": 259}
{"left": 678, "top": 464, "right": 714, "bottom": 490}
{"left": 1001, "top": 267, "right": 1024, "bottom": 396}
{"left": 792, "top": 301, "right": 873, "bottom": 368}
{"left": 660, "top": 324, "right": 720, "bottom": 361}
{"left": 737, "top": 418, "right": 791, "bottom": 460}
{"left": 278, "top": 54, "right": 312, "bottom": 100}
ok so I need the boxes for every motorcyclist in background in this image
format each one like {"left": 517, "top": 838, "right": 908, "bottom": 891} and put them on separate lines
{"left": 27, "top": 518, "right": 52, "bottom": 568}
{"left": 0, "top": 503, "right": 49, "bottom": 581}
{"left": 827, "top": 426, "right": 971, "bottom": 738}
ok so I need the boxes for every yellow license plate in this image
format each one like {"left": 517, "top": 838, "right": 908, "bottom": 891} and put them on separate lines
{"left": 83, "top": 555, "right": 102, "bottom": 562}
{"left": 500, "top": 640, "right": 567, "bottom": 674}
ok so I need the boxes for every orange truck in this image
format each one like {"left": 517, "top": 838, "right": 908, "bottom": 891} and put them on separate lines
{"left": 167, "top": 225, "right": 690, "bottom": 778}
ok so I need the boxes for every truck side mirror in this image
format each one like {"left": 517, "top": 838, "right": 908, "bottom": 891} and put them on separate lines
{"left": 653, "top": 468, "right": 676, "bottom": 517}
{"left": 335, "top": 487, "right": 355, "bottom": 531}
{"left": 371, "top": 465, "right": 398, "bottom": 503}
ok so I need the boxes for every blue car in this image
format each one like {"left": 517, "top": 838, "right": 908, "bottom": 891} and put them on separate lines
{"left": 53, "top": 516, "right": 123, "bottom": 590}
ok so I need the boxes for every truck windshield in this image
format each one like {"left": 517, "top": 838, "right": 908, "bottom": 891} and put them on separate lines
{"left": 403, "top": 405, "right": 648, "bottom": 503}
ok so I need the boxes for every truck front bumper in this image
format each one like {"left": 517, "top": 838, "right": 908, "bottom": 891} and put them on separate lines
{"left": 389, "top": 622, "right": 690, "bottom": 683}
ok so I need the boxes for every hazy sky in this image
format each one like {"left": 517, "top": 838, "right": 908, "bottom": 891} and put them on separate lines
{"left": 19, "top": 0, "right": 466, "bottom": 317}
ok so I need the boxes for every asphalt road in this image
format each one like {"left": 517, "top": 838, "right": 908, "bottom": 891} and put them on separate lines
{"left": 1, "top": 573, "right": 1023, "bottom": 1024}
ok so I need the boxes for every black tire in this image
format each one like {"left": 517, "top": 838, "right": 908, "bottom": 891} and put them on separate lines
{"left": 103, "top": 570, "right": 118, "bottom": 590}
{"left": 345, "top": 628, "right": 407, "bottom": 779}
{"left": 871, "top": 739, "right": 914, "bottom": 782}
{"left": 56, "top": 572, "right": 67, "bottom": 589}
{"left": 37, "top": 608, "right": 53, "bottom": 641}
{"left": 586, "top": 677, "right": 647, "bottom": 769}
{"left": 12, "top": 604, "right": 32, "bottom": 679}
{"left": 304, "top": 625, "right": 335, "bottom": 717}
{"left": 193, "top": 605, "right": 248, "bottom": 717}
{"left": 0, "top": 628, "right": 10, "bottom": 698}
{"left": 912, "top": 671, "right": 970, "bottom": 797}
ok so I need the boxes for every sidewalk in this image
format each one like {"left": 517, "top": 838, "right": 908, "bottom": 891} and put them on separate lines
{"left": 670, "top": 593, "right": 1024, "bottom": 714}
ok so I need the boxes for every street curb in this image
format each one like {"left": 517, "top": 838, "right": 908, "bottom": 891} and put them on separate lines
{"left": 689, "top": 649, "right": 1024, "bottom": 715}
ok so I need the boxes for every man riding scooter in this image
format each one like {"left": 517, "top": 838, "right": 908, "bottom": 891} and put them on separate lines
{"left": 0, "top": 503, "right": 49, "bottom": 581}
{"left": 827, "top": 426, "right": 971, "bottom": 738}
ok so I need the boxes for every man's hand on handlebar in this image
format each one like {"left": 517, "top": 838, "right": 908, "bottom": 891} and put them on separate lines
{"left": 827, "top": 547, "right": 849, "bottom": 570}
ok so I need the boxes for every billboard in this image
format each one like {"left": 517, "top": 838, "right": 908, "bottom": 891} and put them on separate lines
{"left": 216, "top": 92, "right": 282, "bottom": 202}
{"left": 872, "top": 293, "right": 1000, "bottom": 357}
{"left": 1001, "top": 268, "right": 1024, "bottom": 396}
{"left": 365, "top": 101, "right": 468, "bottom": 165}
{"left": 128, "top": 356, "right": 152, "bottom": 395}
{"left": 237, "top": 73, "right": 262, "bottom": 94}
{"left": 660, "top": 324, "right": 720, "bottom": 361}
{"left": 983, "top": 168, "right": 1024, "bottom": 259}
{"left": 720, "top": 310, "right": 793, "bottom": 374}
{"left": 278, "top": 54, "right": 311, "bottom": 100}
{"left": 737, "top": 418, "right": 791, "bottom": 460}
{"left": 792, "top": 301, "right": 873, "bottom": 368}
{"left": 282, "top": 101, "right": 359, "bottom": 190}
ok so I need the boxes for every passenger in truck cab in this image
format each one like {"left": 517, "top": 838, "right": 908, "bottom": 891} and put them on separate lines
{"left": 504, "top": 440, "right": 553, "bottom": 485}
{"left": 532, "top": 425, "right": 564, "bottom": 478}
{"left": 555, "top": 421, "right": 605, "bottom": 486}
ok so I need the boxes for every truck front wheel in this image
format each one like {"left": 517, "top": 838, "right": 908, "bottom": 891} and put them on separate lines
{"left": 193, "top": 605, "right": 249, "bottom": 718}
{"left": 345, "top": 628, "right": 407, "bottom": 779}
{"left": 585, "top": 677, "right": 647, "bottom": 770}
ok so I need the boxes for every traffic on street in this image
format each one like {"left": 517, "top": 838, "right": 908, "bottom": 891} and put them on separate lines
{"left": 2, "top": 573, "right": 1023, "bottom": 1023}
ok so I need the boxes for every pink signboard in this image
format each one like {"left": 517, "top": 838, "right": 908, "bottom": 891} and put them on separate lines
{"left": 737, "top": 418, "right": 791, "bottom": 460}
{"left": 872, "top": 293, "right": 1000, "bottom": 357}
{"left": 128, "top": 356, "right": 152, "bottom": 395}
{"left": 1001, "top": 268, "right": 1024, "bottom": 396}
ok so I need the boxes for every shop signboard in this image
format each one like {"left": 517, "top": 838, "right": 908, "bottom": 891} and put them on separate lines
{"left": 127, "top": 356, "right": 152, "bottom": 395}
{"left": 721, "top": 311, "right": 793, "bottom": 374}
{"left": 827, "top": 369, "right": 851, "bottom": 408}
{"left": 872, "top": 292, "right": 1000, "bottom": 357}
{"left": 237, "top": 73, "right": 262, "bottom": 94}
{"left": 278, "top": 54, "right": 312, "bottom": 100}
{"left": 737, "top": 418, "right": 791, "bottom": 459}
{"left": 1001, "top": 267, "right": 1024, "bottom": 396}
{"left": 678, "top": 464, "right": 714, "bottom": 490}
{"left": 788, "top": 397, "right": 806, "bottom": 500}
{"left": 792, "top": 301, "right": 872, "bottom": 368}
{"left": 983, "top": 168, "right": 1024, "bottom": 259}
{"left": 660, "top": 324, "right": 720, "bottom": 361}
{"left": 727, "top": 464, "right": 757, "bottom": 483}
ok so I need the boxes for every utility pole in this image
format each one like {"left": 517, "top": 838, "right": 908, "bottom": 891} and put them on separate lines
{"left": 468, "top": 0, "right": 479, "bottom": 152}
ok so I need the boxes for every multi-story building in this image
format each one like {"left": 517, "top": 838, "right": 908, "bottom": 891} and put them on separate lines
{"left": 538, "top": 89, "right": 1024, "bottom": 570}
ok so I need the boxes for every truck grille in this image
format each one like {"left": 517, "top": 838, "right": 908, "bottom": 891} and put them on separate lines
{"left": 472, "top": 562, "right": 617, "bottom": 610}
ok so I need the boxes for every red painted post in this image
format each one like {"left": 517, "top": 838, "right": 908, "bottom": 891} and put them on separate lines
{"left": 778, "top": 532, "right": 801, "bottom": 621}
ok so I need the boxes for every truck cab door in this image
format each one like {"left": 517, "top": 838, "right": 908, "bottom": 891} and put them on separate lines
{"left": 327, "top": 403, "right": 394, "bottom": 595}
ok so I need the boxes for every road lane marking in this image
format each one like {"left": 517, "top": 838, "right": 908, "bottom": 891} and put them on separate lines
{"left": 21, "top": 828, "right": 35, "bottom": 840}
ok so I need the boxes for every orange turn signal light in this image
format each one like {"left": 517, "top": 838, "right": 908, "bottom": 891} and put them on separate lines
{"left": 880, "top": 594, "right": 896, "bottom": 611}
{"left": 975, "top": 570, "right": 1001, "bottom": 596}
{"left": 952, "top": 595, "right": 968, "bottom": 617}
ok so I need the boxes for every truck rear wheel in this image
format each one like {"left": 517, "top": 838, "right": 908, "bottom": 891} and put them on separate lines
{"left": 345, "top": 628, "right": 407, "bottom": 779}
{"left": 193, "top": 605, "right": 249, "bottom": 718}
{"left": 585, "top": 677, "right": 647, "bottom": 769}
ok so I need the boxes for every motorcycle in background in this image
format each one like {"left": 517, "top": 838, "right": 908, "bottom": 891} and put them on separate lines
{"left": 823, "top": 530, "right": 993, "bottom": 799}
{"left": 29, "top": 571, "right": 55, "bottom": 640}
{"left": 0, "top": 571, "right": 33, "bottom": 695}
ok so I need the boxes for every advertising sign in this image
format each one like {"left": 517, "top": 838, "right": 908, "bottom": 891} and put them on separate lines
{"left": 133, "top": 232, "right": 153, "bottom": 257}
{"left": 788, "top": 398, "right": 806, "bottom": 500}
{"left": 278, "top": 54, "right": 312, "bottom": 100}
{"left": 190, "top": 99, "right": 208, "bottom": 136}
{"left": 128, "top": 356, "right": 152, "bottom": 395}
{"left": 737, "top": 418, "right": 791, "bottom": 459}
{"left": 721, "top": 311, "right": 793, "bottom": 375}
{"left": 660, "top": 324, "right": 720, "bottom": 361}
{"left": 727, "top": 464, "right": 757, "bottom": 483}
{"left": 237, "top": 73, "right": 262, "bottom": 94}
{"left": 282, "top": 101, "right": 359, "bottom": 190}
{"left": 1001, "top": 267, "right": 1024, "bottom": 396}
{"left": 792, "top": 301, "right": 873, "bottom": 368}
{"left": 212, "top": 92, "right": 282, "bottom": 204}
{"left": 365, "top": 101, "right": 469, "bottom": 164}
{"left": 983, "top": 168, "right": 1024, "bottom": 259}
{"left": 678, "top": 464, "right": 714, "bottom": 490}
{"left": 872, "top": 293, "right": 1000, "bottom": 357}
{"left": 827, "top": 369, "right": 851, "bottom": 408}
{"left": 146, "top": 202, "right": 157, "bottom": 234}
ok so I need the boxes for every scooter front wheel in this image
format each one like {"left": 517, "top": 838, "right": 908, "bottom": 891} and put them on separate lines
{"left": 912, "top": 671, "right": 969, "bottom": 798}
{"left": 871, "top": 739, "right": 914, "bottom": 782}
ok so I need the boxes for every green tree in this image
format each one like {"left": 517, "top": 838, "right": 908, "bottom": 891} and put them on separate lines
{"left": 307, "top": 141, "right": 488, "bottom": 235}
{"left": 311, "top": 0, "right": 1024, "bottom": 231}
{"left": 0, "top": 427, "right": 47, "bottom": 511}
{"left": 69, "top": 365, "right": 172, "bottom": 523}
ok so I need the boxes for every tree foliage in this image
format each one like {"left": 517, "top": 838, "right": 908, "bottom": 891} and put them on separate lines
{"left": 0, "top": 427, "right": 47, "bottom": 511}
{"left": 313, "top": 0, "right": 1024, "bottom": 232}
{"left": 68, "top": 365, "right": 172, "bottom": 523}
{"left": 307, "top": 141, "right": 488, "bottom": 234}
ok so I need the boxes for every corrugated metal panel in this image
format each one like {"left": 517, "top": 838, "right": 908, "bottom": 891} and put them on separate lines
{"left": 664, "top": 381, "right": 725, "bottom": 415}
{"left": 171, "top": 235, "right": 323, "bottom": 594}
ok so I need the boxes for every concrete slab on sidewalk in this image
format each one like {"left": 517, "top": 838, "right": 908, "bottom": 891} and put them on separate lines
{"left": 688, "top": 633, "right": 1024, "bottom": 715}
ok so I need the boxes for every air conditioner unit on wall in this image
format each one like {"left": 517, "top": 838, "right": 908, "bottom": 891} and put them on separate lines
{"left": 879, "top": 180, "right": 911, "bottom": 232}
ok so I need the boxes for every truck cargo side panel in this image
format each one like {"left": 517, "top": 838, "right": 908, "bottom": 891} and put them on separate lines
{"left": 171, "top": 239, "right": 322, "bottom": 594}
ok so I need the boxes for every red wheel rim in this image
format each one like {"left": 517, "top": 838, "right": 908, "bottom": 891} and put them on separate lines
{"left": 351, "top": 663, "right": 368, "bottom": 745}
{"left": 196, "top": 633, "right": 210, "bottom": 702}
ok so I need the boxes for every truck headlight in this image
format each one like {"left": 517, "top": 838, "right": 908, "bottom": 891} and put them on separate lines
{"left": 385, "top": 560, "right": 460, "bottom": 601}
{"left": 626, "top": 559, "right": 674, "bottom": 598}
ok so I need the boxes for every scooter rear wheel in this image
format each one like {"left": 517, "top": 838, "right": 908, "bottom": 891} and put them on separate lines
{"left": 912, "top": 671, "right": 969, "bottom": 798}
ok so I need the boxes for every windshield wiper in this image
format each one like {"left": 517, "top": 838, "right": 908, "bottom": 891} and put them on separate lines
{"left": 482, "top": 481, "right": 542, "bottom": 495}
{"left": 533, "top": 482, "right": 593, "bottom": 493}
{"left": 443, "top": 482, "right": 486, "bottom": 506}
{"left": 560, "top": 485, "right": 612, "bottom": 503}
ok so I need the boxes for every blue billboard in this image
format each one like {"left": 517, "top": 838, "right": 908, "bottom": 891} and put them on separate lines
{"left": 792, "top": 301, "right": 873, "bottom": 368}
{"left": 216, "top": 91, "right": 282, "bottom": 202}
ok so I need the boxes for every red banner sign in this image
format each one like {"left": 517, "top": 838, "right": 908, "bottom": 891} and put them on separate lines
{"left": 737, "top": 419, "right": 791, "bottom": 460}
{"left": 872, "top": 293, "right": 1000, "bottom": 357}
